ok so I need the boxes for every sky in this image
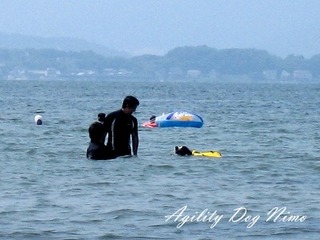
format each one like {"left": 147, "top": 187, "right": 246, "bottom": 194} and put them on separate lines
{"left": 1, "top": 0, "right": 320, "bottom": 57}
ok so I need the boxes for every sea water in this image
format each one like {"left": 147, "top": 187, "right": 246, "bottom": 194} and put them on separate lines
{"left": 0, "top": 80, "right": 319, "bottom": 239}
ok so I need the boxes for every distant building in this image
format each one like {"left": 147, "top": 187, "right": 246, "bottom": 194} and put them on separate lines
{"left": 187, "top": 69, "right": 201, "bottom": 78}
{"left": 280, "top": 70, "right": 291, "bottom": 81}
{"left": 45, "top": 68, "right": 61, "bottom": 77}
{"left": 293, "top": 70, "right": 312, "bottom": 81}
{"left": 168, "top": 67, "right": 183, "bottom": 76}
{"left": 263, "top": 70, "right": 278, "bottom": 81}
{"left": 7, "top": 68, "right": 28, "bottom": 80}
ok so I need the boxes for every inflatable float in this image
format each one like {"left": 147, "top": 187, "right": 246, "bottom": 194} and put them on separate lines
{"left": 142, "top": 111, "right": 204, "bottom": 128}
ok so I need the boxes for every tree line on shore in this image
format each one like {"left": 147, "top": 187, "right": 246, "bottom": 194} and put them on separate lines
{"left": 1, "top": 45, "right": 320, "bottom": 80}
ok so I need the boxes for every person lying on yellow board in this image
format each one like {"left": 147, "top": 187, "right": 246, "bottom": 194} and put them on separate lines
{"left": 174, "top": 146, "right": 222, "bottom": 158}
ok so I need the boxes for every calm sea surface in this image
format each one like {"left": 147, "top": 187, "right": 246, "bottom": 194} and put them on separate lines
{"left": 0, "top": 80, "right": 319, "bottom": 239}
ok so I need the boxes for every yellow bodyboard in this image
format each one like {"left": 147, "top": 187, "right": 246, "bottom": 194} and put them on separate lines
{"left": 192, "top": 150, "right": 222, "bottom": 158}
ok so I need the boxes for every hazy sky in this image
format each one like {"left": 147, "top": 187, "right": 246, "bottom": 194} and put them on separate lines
{"left": 1, "top": 0, "right": 319, "bottom": 57}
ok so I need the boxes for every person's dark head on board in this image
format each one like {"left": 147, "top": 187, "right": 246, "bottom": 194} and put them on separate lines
{"left": 149, "top": 115, "right": 156, "bottom": 123}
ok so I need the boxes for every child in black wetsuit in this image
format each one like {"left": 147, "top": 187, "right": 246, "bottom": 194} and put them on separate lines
{"left": 86, "top": 121, "right": 116, "bottom": 160}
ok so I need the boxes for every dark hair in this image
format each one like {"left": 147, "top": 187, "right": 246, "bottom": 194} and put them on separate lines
{"left": 88, "top": 122, "right": 106, "bottom": 141}
{"left": 97, "top": 112, "right": 106, "bottom": 122}
{"left": 150, "top": 115, "right": 156, "bottom": 121}
{"left": 122, "top": 96, "right": 139, "bottom": 109}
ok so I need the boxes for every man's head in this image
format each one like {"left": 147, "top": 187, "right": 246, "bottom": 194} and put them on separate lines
{"left": 122, "top": 96, "right": 139, "bottom": 114}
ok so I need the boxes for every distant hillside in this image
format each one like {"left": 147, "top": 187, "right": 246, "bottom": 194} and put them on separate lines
{"left": 0, "top": 32, "right": 129, "bottom": 58}
{"left": 1, "top": 45, "right": 319, "bottom": 81}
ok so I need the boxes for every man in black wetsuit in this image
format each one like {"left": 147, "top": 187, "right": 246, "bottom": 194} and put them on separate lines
{"left": 86, "top": 122, "right": 117, "bottom": 160}
{"left": 103, "top": 96, "right": 140, "bottom": 157}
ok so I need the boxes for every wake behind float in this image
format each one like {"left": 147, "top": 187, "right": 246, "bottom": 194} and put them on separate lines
{"left": 142, "top": 111, "right": 204, "bottom": 128}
